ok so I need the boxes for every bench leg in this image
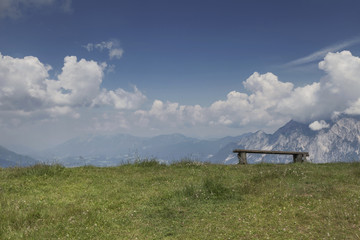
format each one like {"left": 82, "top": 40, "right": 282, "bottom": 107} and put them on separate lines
{"left": 237, "top": 152, "right": 247, "bottom": 164}
{"left": 293, "top": 154, "right": 305, "bottom": 163}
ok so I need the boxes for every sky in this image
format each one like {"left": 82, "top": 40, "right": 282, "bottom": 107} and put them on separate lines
{"left": 1, "top": 0, "right": 360, "bottom": 150}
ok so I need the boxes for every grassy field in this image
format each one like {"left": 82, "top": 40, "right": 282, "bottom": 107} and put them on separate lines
{"left": 1, "top": 161, "right": 360, "bottom": 239}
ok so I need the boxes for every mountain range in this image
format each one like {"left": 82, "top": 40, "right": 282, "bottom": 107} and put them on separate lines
{"left": 214, "top": 115, "right": 360, "bottom": 164}
{"left": 2, "top": 115, "right": 360, "bottom": 167}
{"left": 34, "top": 133, "right": 249, "bottom": 167}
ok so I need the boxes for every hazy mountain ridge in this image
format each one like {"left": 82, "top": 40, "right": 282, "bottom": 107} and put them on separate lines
{"left": 0, "top": 145, "right": 39, "bottom": 167}
{"left": 35, "top": 133, "right": 250, "bottom": 167}
{"left": 8, "top": 115, "right": 360, "bottom": 167}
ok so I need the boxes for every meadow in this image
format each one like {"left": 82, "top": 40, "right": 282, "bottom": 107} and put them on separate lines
{"left": 1, "top": 160, "right": 360, "bottom": 239}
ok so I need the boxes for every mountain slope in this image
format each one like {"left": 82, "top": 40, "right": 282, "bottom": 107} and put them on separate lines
{"left": 309, "top": 117, "right": 360, "bottom": 163}
{"left": 38, "top": 133, "right": 250, "bottom": 166}
{"left": 215, "top": 116, "right": 360, "bottom": 164}
{"left": 0, "top": 145, "right": 39, "bottom": 167}
{"left": 36, "top": 116, "right": 360, "bottom": 166}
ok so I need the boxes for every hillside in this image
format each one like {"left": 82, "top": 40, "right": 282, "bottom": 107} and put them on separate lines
{"left": 0, "top": 145, "right": 38, "bottom": 168}
{"left": 1, "top": 162, "right": 359, "bottom": 239}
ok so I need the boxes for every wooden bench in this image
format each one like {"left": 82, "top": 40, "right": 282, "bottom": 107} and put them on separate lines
{"left": 232, "top": 149, "right": 309, "bottom": 164}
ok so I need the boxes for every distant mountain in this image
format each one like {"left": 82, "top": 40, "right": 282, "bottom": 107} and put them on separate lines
{"left": 0, "top": 145, "right": 39, "bottom": 168}
{"left": 213, "top": 116, "right": 360, "bottom": 164}
{"left": 34, "top": 115, "right": 360, "bottom": 166}
{"left": 37, "top": 133, "right": 250, "bottom": 167}
{"left": 309, "top": 116, "right": 360, "bottom": 163}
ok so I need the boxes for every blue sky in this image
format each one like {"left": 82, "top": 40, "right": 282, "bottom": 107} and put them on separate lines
{"left": 1, "top": 0, "right": 360, "bottom": 150}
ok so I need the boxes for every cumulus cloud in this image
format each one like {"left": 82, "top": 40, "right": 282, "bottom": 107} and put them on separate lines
{"left": 345, "top": 99, "right": 360, "bottom": 115}
{"left": 309, "top": 120, "right": 330, "bottom": 131}
{"left": 243, "top": 72, "right": 294, "bottom": 108}
{"left": 131, "top": 51, "right": 360, "bottom": 133}
{"left": 0, "top": 53, "right": 50, "bottom": 111}
{"left": 46, "top": 56, "right": 104, "bottom": 106}
{"left": 134, "top": 72, "right": 295, "bottom": 130}
{"left": 2, "top": 50, "right": 360, "bottom": 138}
{"left": 0, "top": 52, "right": 145, "bottom": 124}
{"left": 317, "top": 51, "right": 360, "bottom": 117}
{"left": 208, "top": 72, "right": 294, "bottom": 127}
{"left": 0, "top": 0, "right": 71, "bottom": 18}
{"left": 92, "top": 87, "right": 146, "bottom": 110}
{"left": 84, "top": 40, "right": 124, "bottom": 60}
{"left": 134, "top": 100, "right": 205, "bottom": 129}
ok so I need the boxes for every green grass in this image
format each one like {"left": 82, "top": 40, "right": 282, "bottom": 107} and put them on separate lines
{"left": 1, "top": 161, "right": 360, "bottom": 239}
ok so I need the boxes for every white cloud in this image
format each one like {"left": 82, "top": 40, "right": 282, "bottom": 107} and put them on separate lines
{"left": 0, "top": 0, "right": 71, "bottom": 18}
{"left": 109, "top": 48, "right": 124, "bottom": 60}
{"left": 92, "top": 87, "right": 146, "bottom": 110}
{"left": 46, "top": 56, "right": 103, "bottom": 106}
{"left": 3, "top": 49, "right": 360, "bottom": 144}
{"left": 95, "top": 41, "right": 115, "bottom": 51}
{"left": 0, "top": 53, "right": 50, "bottom": 111}
{"left": 130, "top": 50, "right": 360, "bottom": 133}
{"left": 243, "top": 72, "right": 293, "bottom": 108}
{"left": 309, "top": 120, "right": 330, "bottom": 131}
{"left": 84, "top": 40, "right": 124, "bottom": 60}
{"left": 285, "top": 37, "right": 360, "bottom": 67}
{"left": 345, "top": 99, "right": 360, "bottom": 115}
{"left": 317, "top": 51, "right": 360, "bottom": 117}
{"left": 134, "top": 100, "right": 206, "bottom": 129}
{"left": 276, "top": 82, "right": 320, "bottom": 121}
{"left": 207, "top": 72, "right": 295, "bottom": 127}
{"left": 0, "top": 52, "right": 145, "bottom": 124}
{"left": 46, "top": 106, "right": 80, "bottom": 119}
{"left": 84, "top": 43, "right": 94, "bottom": 52}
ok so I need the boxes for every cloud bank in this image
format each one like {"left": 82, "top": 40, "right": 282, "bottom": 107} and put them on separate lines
{"left": 0, "top": 53, "right": 145, "bottom": 124}
{"left": 1, "top": 50, "right": 360, "bottom": 142}
{"left": 128, "top": 50, "right": 360, "bottom": 132}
